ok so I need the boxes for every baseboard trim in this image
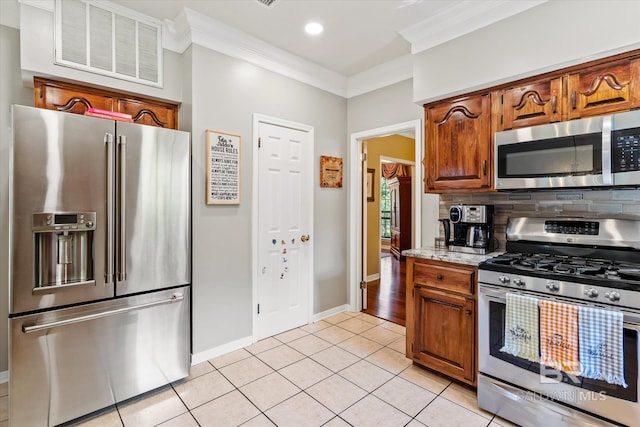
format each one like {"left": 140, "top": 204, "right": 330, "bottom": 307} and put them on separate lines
{"left": 191, "top": 336, "right": 253, "bottom": 365}
{"left": 312, "top": 304, "right": 350, "bottom": 322}
{"left": 0, "top": 370, "right": 8, "bottom": 383}
{"left": 366, "top": 274, "right": 380, "bottom": 282}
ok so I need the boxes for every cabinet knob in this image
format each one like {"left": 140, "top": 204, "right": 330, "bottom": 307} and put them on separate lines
{"left": 436, "top": 274, "right": 443, "bottom": 280}
{"left": 465, "top": 310, "right": 472, "bottom": 317}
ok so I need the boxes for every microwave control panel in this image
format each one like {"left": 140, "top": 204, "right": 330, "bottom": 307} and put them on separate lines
{"left": 612, "top": 128, "right": 640, "bottom": 173}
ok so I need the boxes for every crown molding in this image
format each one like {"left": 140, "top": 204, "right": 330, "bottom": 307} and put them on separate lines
{"left": 14, "top": 0, "right": 546, "bottom": 99}
{"left": 399, "top": 0, "right": 547, "bottom": 54}
{"left": 347, "top": 54, "right": 413, "bottom": 98}
{"left": 181, "top": 7, "right": 348, "bottom": 97}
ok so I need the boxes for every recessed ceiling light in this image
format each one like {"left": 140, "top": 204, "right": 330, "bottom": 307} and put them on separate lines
{"left": 305, "top": 22, "right": 324, "bottom": 36}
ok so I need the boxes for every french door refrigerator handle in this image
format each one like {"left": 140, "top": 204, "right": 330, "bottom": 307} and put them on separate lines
{"left": 118, "top": 135, "right": 127, "bottom": 282}
{"left": 105, "top": 133, "right": 115, "bottom": 284}
{"left": 22, "top": 294, "right": 184, "bottom": 333}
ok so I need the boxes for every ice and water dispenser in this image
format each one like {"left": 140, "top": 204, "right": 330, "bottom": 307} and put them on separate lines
{"left": 32, "top": 212, "right": 96, "bottom": 290}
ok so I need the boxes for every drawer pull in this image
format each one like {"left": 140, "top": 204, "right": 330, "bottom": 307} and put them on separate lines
{"left": 437, "top": 274, "right": 443, "bottom": 280}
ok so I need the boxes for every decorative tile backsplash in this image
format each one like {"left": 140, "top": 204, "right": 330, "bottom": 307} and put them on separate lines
{"left": 438, "top": 189, "right": 640, "bottom": 251}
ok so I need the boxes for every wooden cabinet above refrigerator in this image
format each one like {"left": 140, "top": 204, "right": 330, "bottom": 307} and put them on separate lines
{"left": 34, "top": 77, "right": 179, "bottom": 129}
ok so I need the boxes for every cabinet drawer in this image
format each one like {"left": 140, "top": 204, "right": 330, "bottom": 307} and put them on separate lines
{"left": 413, "top": 263, "right": 474, "bottom": 295}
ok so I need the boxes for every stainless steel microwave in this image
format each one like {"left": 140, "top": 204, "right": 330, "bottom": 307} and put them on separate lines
{"left": 494, "top": 110, "right": 640, "bottom": 190}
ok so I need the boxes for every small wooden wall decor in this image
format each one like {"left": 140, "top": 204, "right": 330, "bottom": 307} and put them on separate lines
{"left": 320, "top": 156, "right": 343, "bottom": 188}
{"left": 206, "top": 129, "right": 242, "bottom": 205}
{"left": 366, "top": 168, "right": 375, "bottom": 202}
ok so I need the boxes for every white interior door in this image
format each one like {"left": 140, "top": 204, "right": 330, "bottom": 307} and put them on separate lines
{"left": 256, "top": 121, "right": 313, "bottom": 340}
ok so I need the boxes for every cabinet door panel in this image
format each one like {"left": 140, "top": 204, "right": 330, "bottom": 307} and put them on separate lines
{"left": 567, "top": 57, "right": 640, "bottom": 119}
{"left": 117, "top": 99, "right": 177, "bottom": 129}
{"left": 413, "top": 287, "right": 475, "bottom": 384}
{"left": 502, "top": 77, "right": 562, "bottom": 129}
{"left": 35, "top": 80, "right": 114, "bottom": 114}
{"left": 426, "top": 94, "right": 491, "bottom": 191}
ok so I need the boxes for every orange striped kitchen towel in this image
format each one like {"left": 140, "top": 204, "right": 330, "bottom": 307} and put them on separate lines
{"left": 540, "top": 299, "right": 579, "bottom": 375}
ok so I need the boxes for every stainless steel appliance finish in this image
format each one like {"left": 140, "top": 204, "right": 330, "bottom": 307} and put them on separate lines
{"left": 446, "top": 205, "right": 494, "bottom": 254}
{"left": 477, "top": 217, "right": 640, "bottom": 427}
{"left": 10, "top": 287, "right": 189, "bottom": 427}
{"left": 9, "top": 105, "right": 191, "bottom": 426}
{"left": 494, "top": 110, "right": 640, "bottom": 190}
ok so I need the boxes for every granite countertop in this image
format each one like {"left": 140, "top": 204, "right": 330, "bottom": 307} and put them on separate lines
{"left": 402, "top": 247, "right": 503, "bottom": 267}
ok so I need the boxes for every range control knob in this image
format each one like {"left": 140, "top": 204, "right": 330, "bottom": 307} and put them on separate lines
{"left": 512, "top": 278, "right": 525, "bottom": 287}
{"left": 584, "top": 288, "right": 599, "bottom": 298}
{"left": 86, "top": 221, "right": 94, "bottom": 228}
{"left": 546, "top": 281, "right": 560, "bottom": 292}
{"left": 498, "top": 276, "right": 510, "bottom": 284}
{"left": 605, "top": 291, "right": 621, "bottom": 302}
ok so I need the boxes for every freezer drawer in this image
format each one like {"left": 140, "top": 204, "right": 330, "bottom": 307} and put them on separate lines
{"left": 9, "top": 287, "right": 190, "bottom": 427}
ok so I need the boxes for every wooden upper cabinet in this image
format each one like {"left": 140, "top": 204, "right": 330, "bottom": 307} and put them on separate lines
{"left": 117, "top": 98, "right": 177, "bottom": 129}
{"left": 34, "top": 77, "right": 179, "bottom": 129}
{"left": 567, "top": 57, "right": 640, "bottom": 119}
{"left": 425, "top": 93, "right": 491, "bottom": 192}
{"left": 498, "top": 77, "right": 563, "bottom": 130}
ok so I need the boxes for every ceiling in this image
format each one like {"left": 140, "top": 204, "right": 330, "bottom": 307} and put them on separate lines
{"left": 106, "top": 0, "right": 539, "bottom": 77}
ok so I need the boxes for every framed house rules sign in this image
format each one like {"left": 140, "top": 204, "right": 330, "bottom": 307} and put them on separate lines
{"left": 206, "top": 129, "right": 242, "bottom": 204}
{"left": 320, "top": 156, "right": 343, "bottom": 188}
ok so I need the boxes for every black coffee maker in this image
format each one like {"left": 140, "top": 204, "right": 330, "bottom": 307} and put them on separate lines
{"left": 440, "top": 205, "right": 494, "bottom": 254}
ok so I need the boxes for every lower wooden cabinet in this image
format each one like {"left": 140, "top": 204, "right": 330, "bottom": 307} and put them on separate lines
{"left": 406, "top": 257, "right": 477, "bottom": 386}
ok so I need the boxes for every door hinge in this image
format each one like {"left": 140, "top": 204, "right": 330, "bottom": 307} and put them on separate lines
{"left": 257, "top": 303, "right": 260, "bottom": 314}
{"left": 39, "top": 87, "right": 43, "bottom": 99}
{"left": 411, "top": 343, "right": 414, "bottom": 353}
{"left": 258, "top": 137, "right": 261, "bottom": 149}
{"left": 359, "top": 280, "right": 367, "bottom": 289}
{"left": 361, "top": 152, "right": 367, "bottom": 162}
{"left": 500, "top": 94, "right": 503, "bottom": 104}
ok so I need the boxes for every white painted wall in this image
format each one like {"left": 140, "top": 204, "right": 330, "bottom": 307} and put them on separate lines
{"left": 347, "top": 79, "right": 440, "bottom": 251}
{"left": 189, "top": 45, "right": 348, "bottom": 356}
{"left": 0, "top": 25, "right": 37, "bottom": 373}
{"left": 19, "top": 4, "right": 184, "bottom": 102}
{"left": 414, "top": 0, "right": 640, "bottom": 104}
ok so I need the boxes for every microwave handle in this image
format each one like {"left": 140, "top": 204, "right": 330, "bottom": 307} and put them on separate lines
{"left": 602, "top": 115, "right": 613, "bottom": 185}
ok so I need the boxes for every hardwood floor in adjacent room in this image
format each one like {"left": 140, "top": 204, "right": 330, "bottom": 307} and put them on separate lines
{"left": 363, "top": 255, "right": 406, "bottom": 326}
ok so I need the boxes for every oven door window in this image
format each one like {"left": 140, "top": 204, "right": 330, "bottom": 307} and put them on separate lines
{"left": 497, "top": 133, "right": 602, "bottom": 178}
{"left": 489, "top": 300, "right": 638, "bottom": 402}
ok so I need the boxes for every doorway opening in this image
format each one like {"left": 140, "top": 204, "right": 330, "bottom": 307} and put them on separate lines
{"left": 348, "top": 120, "right": 424, "bottom": 325}
{"left": 363, "top": 155, "right": 414, "bottom": 326}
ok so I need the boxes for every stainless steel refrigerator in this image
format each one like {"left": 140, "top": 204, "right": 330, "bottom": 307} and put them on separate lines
{"left": 8, "top": 105, "right": 191, "bottom": 426}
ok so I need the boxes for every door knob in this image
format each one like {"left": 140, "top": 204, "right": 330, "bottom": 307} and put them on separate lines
{"left": 301, "top": 234, "right": 310, "bottom": 242}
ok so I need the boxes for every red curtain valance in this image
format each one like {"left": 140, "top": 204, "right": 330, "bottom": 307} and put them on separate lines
{"left": 381, "top": 163, "right": 411, "bottom": 179}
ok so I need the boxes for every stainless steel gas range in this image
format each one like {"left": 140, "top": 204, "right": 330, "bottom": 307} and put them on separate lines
{"left": 477, "top": 217, "right": 640, "bottom": 427}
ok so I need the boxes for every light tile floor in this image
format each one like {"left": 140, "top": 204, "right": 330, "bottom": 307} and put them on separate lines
{"left": 5, "top": 312, "right": 521, "bottom": 427}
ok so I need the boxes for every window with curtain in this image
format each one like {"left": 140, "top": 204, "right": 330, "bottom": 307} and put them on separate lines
{"left": 380, "top": 163, "right": 411, "bottom": 239}
{"left": 380, "top": 177, "right": 391, "bottom": 238}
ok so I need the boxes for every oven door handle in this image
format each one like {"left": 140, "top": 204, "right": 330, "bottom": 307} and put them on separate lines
{"left": 479, "top": 285, "right": 508, "bottom": 301}
{"left": 480, "top": 285, "right": 640, "bottom": 326}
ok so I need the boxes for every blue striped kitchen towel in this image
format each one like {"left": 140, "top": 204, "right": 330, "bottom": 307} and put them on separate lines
{"left": 578, "top": 305, "right": 628, "bottom": 388}
{"left": 500, "top": 292, "right": 540, "bottom": 362}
